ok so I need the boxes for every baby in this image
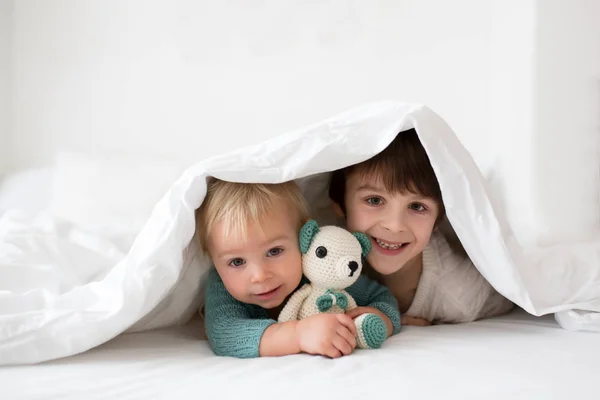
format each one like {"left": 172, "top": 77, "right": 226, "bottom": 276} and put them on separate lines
{"left": 197, "top": 178, "right": 401, "bottom": 358}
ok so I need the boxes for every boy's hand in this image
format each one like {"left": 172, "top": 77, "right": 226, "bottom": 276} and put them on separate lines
{"left": 346, "top": 306, "right": 393, "bottom": 337}
{"left": 401, "top": 315, "right": 431, "bottom": 326}
{"left": 296, "top": 313, "right": 357, "bottom": 358}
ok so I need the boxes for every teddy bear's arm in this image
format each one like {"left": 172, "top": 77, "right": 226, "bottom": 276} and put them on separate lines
{"left": 277, "top": 283, "right": 312, "bottom": 323}
{"left": 344, "top": 290, "right": 358, "bottom": 311}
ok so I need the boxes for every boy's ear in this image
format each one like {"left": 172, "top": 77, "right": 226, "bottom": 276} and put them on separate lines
{"left": 332, "top": 202, "right": 345, "bottom": 218}
{"left": 299, "top": 220, "right": 320, "bottom": 254}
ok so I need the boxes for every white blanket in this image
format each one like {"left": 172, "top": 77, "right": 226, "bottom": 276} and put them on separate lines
{"left": 1, "top": 101, "right": 599, "bottom": 365}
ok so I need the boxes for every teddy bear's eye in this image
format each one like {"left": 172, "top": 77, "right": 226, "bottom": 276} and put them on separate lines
{"left": 315, "top": 246, "right": 327, "bottom": 258}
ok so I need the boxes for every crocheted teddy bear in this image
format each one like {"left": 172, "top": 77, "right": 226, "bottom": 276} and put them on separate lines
{"left": 278, "top": 219, "right": 388, "bottom": 349}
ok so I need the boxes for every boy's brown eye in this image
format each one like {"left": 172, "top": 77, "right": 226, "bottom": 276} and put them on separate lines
{"left": 366, "top": 197, "right": 382, "bottom": 205}
{"left": 409, "top": 203, "right": 426, "bottom": 212}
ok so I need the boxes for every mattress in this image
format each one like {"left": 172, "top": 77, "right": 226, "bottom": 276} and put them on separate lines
{"left": 1, "top": 309, "right": 596, "bottom": 400}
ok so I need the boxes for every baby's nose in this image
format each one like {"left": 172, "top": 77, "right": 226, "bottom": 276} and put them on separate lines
{"left": 348, "top": 261, "right": 359, "bottom": 277}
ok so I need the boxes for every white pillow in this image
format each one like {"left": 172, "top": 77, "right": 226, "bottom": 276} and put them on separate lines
{"left": 50, "top": 151, "right": 188, "bottom": 247}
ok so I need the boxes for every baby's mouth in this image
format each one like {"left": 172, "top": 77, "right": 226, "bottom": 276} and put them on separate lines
{"left": 255, "top": 286, "right": 281, "bottom": 299}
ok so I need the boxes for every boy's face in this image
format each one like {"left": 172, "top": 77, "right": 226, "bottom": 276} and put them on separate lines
{"left": 207, "top": 202, "right": 303, "bottom": 309}
{"left": 340, "top": 172, "right": 439, "bottom": 275}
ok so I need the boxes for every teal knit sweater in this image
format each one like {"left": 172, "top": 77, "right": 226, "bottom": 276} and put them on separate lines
{"left": 204, "top": 268, "right": 401, "bottom": 358}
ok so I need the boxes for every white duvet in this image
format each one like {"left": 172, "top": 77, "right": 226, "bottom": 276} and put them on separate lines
{"left": 1, "top": 102, "right": 599, "bottom": 365}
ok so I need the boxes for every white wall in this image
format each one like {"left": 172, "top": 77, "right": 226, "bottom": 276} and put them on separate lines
{"left": 454, "top": 0, "right": 600, "bottom": 246}
{"left": 487, "top": 0, "right": 537, "bottom": 245}
{"left": 11, "top": 0, "right": 496, "bottom": 172}
{"left": 0, "top": 0, "right": 11, "bottom": 173}
{"left": 533, "top": 0, "right": 600, "bottom": 244}
{"left": 8, "top": 0, "right": 600, "bottom": 245}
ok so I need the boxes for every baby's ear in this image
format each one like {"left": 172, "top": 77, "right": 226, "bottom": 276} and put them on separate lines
{"left": 299, "top": 220, "right": 320, "bottom": 254}
{"left": 352, "top": 232, "right": 371, "bottom": 257}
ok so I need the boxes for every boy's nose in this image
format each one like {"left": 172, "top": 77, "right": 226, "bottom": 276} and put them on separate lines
{"left": 382, "top": 212, "right": 407, "bottom": 232}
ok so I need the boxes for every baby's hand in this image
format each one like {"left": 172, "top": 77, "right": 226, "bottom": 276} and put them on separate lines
{"left": 401, "top": 315, "right": 431, "bottom": 326}
{"left": 296, "top": 314, "right": 357, "bottom": 358}
{"left": 346, "top": 306, "right": 393, "bottom": 337}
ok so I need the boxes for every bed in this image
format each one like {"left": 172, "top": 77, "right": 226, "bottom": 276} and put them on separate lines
{"left": 1, "top": 102, "right": 599, "bottom": 400}
{"left": 1, "top": 309, "right": 597, "bottom": 400}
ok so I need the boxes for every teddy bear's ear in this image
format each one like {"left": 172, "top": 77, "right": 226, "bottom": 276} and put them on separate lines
{"left": 353, "top": 232, "right": 371, "bottom": 257}
{"left": 299, "top": 220, "right": 320, "bottom": 254}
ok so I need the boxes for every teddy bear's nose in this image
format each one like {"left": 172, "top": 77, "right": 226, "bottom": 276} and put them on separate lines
{"left": 348, "top": 261, "right": 359, "bottom": 277}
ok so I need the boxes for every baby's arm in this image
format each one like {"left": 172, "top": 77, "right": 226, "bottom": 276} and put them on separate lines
{"left": 346, "top": 275, "right": 402, "bottom": 336}
{"left": 205, "top": 270, "right": 356, "bottom": 358}
{"left": 204, "top": 269, "right": 300, "bottom": 358}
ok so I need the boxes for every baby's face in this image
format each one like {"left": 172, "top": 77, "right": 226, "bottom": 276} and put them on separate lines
{"left": 342, "top": 172, "right": 439, "bottom": 276}
{"left": 207, "top": 202, "right": 303, "bottom": 309}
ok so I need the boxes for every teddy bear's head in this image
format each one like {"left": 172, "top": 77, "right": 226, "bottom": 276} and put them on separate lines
{"left": 299, "top": 220, "right": 371, "bottom": 289}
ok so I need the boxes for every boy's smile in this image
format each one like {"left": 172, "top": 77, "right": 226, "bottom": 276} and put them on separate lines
{"left": 372, "top": 237, "right": 409, "bottom": 252}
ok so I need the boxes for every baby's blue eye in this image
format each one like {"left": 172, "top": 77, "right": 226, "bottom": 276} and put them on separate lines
{"left": 267, "top": 247, "right": 283, "bottom": 257}
{"left": 366, "top": 197, "right": 383, "bottom": 206}
{"left": 229, "top": 258, "right": 245, "bottom": 267}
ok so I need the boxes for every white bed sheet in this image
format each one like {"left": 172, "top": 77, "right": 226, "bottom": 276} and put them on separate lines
{"left": 1, "top": 309, "right": 597, "bottom": 400}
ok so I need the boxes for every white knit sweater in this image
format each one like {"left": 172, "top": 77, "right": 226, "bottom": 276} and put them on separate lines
{"left": 406, "top": 231, "right": 514, "bottom": 323}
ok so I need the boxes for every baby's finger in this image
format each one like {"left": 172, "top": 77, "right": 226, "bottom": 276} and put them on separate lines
{"left": 337, "top": 325, "right": 357, "bottom": 349}
{"left": 345, "top": 307, "right": 363, "bottom": 319}
{"left": 332, "top": 335, "right": 353, "bottom": 356}
{"left": 324, "top": 344, "right": 343, "bottom": 359}
{"left": 336, "top": 313, "right": 357, "bottom": 336}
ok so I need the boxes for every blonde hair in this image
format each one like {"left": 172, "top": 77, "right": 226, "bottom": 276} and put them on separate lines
{"left": 196, "top": 178, "right": 309, "bottom": 253}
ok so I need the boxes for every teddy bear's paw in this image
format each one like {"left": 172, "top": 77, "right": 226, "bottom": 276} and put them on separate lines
{"left": 355, "top": 313, "right": 387, "bottom": 349}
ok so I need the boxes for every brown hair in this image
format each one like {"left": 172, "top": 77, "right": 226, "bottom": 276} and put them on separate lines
{"left": 196, "top": 178, "right": 310, "bottom": 253}
{"left": 328, "top": 128, "right": 445, "bottom": 223}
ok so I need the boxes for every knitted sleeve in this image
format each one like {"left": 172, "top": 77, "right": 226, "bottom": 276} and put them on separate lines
{"left": 204, "top": 269, "right": 277, "bottom": 358}
{"left": 346, "top": 274, "right": 402, "bottom": 335}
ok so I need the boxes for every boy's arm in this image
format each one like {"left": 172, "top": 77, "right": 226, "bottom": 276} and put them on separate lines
{"left": 346, "top": 274, "right": 402, "bottom": 336}
{"left": 436, "top": 262, "right": 515, "bottom": 324}
{"left": 204, "top": 269, "right": 300, "bottom": 358}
